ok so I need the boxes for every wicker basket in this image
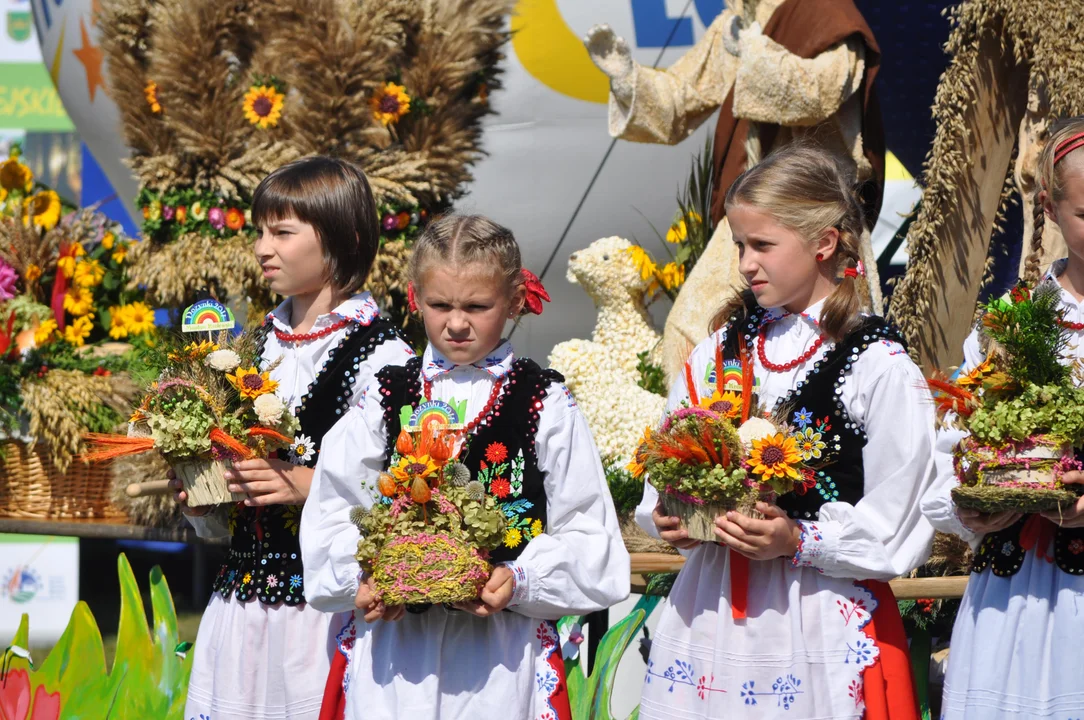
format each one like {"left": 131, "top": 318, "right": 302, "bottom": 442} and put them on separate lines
{"left": 0, "top": 440, "right": 127, "bottom": 520}
{"left": 952, "top": 439, "right": 1080, "bottom": 514}
{"left": 659, "top": 491, "right": 762, "bottom": 543}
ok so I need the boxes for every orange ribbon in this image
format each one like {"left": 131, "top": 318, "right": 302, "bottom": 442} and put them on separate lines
{"left": 730, "top": 549, "right": 749, "bottom": 620}
{"left": 1019, "top": 514, "right": 1056, "bottom": 563}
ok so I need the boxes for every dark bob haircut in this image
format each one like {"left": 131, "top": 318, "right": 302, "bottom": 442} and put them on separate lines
{"left": 251, "top": 155, "right": 379, "bottom": 295}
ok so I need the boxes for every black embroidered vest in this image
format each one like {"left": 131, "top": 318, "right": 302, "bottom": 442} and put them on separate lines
{"left": 211, "top": 317, "right": 403, "bottom": 606}
{"left": 720, "top": 310, "right": 905, "bottom": 520}
{"left": 376, "top": 356, "right": 563, "bottom": 565}
{"left": 971, "top": 509, "right": 1084, "bottom": 576}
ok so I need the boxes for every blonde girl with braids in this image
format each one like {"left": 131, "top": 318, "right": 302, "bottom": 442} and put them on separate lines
{"left": 301, "top": 215, "right": 629, "bottom": 720}
{"left": 922, "top": 117, "right": 1084, "bottom": 719}
{"left": 636, "top": 142, "right": 935, "bottom": 720}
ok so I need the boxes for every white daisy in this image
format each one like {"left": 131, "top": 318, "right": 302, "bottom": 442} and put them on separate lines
{"left": 290, "top": 434, "right": 315, "bottom": 465}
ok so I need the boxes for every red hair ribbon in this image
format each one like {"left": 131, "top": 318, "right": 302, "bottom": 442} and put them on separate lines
{"left": 520, "top": 268, "right": 550, "bottom": 316}
{"left": 1054, "top": 132, "right": 1084, "bottom": 166}
{"left": 407, "top": 282, "right": 418, "bottom": 313}
{"left": 843, "top": 260, "right": 866, "bottom": 279}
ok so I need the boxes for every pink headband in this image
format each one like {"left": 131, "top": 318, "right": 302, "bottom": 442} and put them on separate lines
{"left": 1054, "top": 132, "right": 1084, "bottom": 166}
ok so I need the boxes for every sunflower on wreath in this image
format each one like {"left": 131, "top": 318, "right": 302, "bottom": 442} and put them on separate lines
{"left": 243, "top": 77, "right": 285, "bottom": 129}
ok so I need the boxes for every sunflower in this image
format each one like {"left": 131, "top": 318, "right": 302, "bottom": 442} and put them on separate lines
{"left": 748, "top": 433, "right": 802, "bottom": 482}
{"left": 370, "top": 82, "right": 411, "bottom": 126}
{"left": 33, "top": 318, "right": 57, "bottom": 346}
{"left": 167, "top": 339, "right": 218, "bottom": 362}
{"left": 389, "top": 454, "right": 440, "bottom": 487}
{"left": 63, "top": 287, "right": 95, "bottom": 316}
{"left": 0, "top": 158, "right": 32, "bottom": 193}
{"left": 122, "top": 302, "right": 156, "bottom": 335}
{"left": 225, "top": 207, "right": 245, "bottom": 231}
{"left": 698, "top": 390, "right": 742, "bottom": 420}
{"left": 144, "top": 80, "right": 161, "bottom": 113}
{"left": 73, "top": 258, "right": 105, "bottom": 288}
{"left": 659, "top": 262, "right": 685, "bottom": 291}
{"left": 63, "top": 314, "right": 94, "bottom": 347}
{"left": 23, "top": 190, "right": 61, "bottom": 231}
{"left": 101, "top": 232, "right": 115, "bottom": 250}
{"left": 243, "top": 85, "right": 285, "bottom": 128}
{"left": 112, "top": 244, "right": 128, "bottom": 264}
{"left": 956, "top": 358, "right": 993, "bottom": 389}
{"left": 226, "top": 366, "right": 280, "bottom": 399}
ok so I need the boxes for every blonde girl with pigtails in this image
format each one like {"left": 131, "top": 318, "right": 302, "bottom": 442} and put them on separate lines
{"left": 636, "top": 142, "right": 935, "bottom": 720}
{"left": 922, "top": 117, "right": 1084, "bottom": 720}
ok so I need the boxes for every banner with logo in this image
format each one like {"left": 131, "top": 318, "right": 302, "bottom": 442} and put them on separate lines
{"left": 0, "top": 535, "right": 79, "bottom": 646}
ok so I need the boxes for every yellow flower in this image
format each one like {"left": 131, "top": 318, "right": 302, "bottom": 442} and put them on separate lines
{"left": 112, "top": 244, "right": 128, "bottom": 265}
{"left": 122, "top": 302, "right": 156, "bottom": 335}
{"left": 63, "top": 314, "right": 94, "bottom": 347}
{"left": 503, "top": 527, "right": 522, "bottom": 548}
{"left": 167, "top": 339, "right": 219, "bottom": 362}
{"left": 108, "top": 305, "right": 130, "bottom": 339}
{"left": 142, "top": 200, "right": 161, "bottom": 222}
{"left": 144, "top": 81, "right": 161, "bottom": 113}
{"left": 73, "top": 258, "right": 105, "bottom": 288}
{"left": 24, "top": 264, "right": 41, "bottom": 282}
{"left": 243, "top": 85, "right": 285, "bottom": 129}
{"left": 625, "top": 246, "right": 658, "bottom": 282}
{"left": 530, "top": 519, "right": 543, "bottom": 537}
{"left": 23, "top": 190, "right": 61, "bottom": 231}
{"left": 666, "top": 219, "right": 687, "bottom": 244}
{"left": 56, "top": 242, "right": 86, "bottom": 279}
{"left": 698, "top": 390, "right": 742, "bottom": 420}
{"left": 748, "top": 433, "right": 802, "bottom": 482}
{"left": 370, "top": 82, "right": 411, "bottom": 126}
{"left": 33, "top": 318, "right": 57, "bottom": 346}
{"left": 659, "top": 262, "right": 685, "bottom": 291}
{"left": 191, "top": 201, "right": 206, "bottom": 220}
{"left": 226, "top": 367, "right": 280, "bottom": 400}
{"left": 0, "top": 158, "right": 32, "bottom": 193}
{"left": 101, "top": 232, "right": 115, "bottom": 250}
{"left": 63, "top": 287, "right": 95, "bottom": 316}
{"left": 242, "top": 573, "right": 252, "bottom": 584}
{"left": 389, "top": 454, "right": 439, "bottom": 485}
{"left": 956, "top": 358, "right": 993, "bottom": 389}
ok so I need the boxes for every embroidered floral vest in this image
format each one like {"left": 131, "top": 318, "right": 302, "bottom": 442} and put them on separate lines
{"left": 211, "top": 317, "right": 403, "bottom": 606}
{"left": 376, "top": 355, "right": 563, "bottom": 565}
{"left": 719, "top": 310, "right": 905, "bottom": 520}
{"left": 971, "top": 514, "right": 1084, "bottom": 576}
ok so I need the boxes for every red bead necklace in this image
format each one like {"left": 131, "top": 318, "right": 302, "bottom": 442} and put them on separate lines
{"left": 274, "top": 318, "right": 352, "bottom": 343}
{"left": 756, "top": 318, "right": 825, "bottom": 372}
{"left": 1058, "top": 318, "right": 1084, "bottom": 331}
{"left": 423, "top": 376, "right": 506, "bottom": 435}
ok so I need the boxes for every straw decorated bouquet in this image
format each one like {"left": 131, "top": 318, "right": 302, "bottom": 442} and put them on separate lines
{"left": 84, "top": 304, "right": 298, "bottom": 506}
{"left": 352, "top": 418, "right": 507, "bottom": 605}
{"left": 929, "top": 282, "right": 1084, "bottom": 514}
{"left": 629, "top": 348, "right": 812, "bottom": 541}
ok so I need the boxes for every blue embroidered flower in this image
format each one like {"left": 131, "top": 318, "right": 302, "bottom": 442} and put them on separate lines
{"left": 846, "top": 639, "right": 874, "bottom": 665}
{"left": 289, "top": 574, "right": 302, "bottom": 589}
{"left": 536, "top": 669, "right": 558, "bottom": 695}
{"left": 1001, "top": 541, "right": 1015, "bottom": 556}
{"left": 741, "top": 680, "right": 757, "bottom": 706}
{"left": 793, "top": 408, "right": 813, "bottom": 429}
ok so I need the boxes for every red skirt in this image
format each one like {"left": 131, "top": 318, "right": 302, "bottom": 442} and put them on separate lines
{"left": 859, "top": 580, "right": 920, "bottom": 720}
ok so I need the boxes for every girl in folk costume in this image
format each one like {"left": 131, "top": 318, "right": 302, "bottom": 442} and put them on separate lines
{"left": 635, "top": 143, "right": 935, "bottom": 720}
{"left": 922, "top": 118, "right": 1084, "bottom": 719}
{"left": 170, "top": 157, "right": 414, "bottom": 720}
{"left": 301, "top": 214, "right": 630, "bottom": 720}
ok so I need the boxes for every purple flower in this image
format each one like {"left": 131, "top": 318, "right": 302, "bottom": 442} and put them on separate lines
{"left": 381, "top": 214, "right": 397, "bottom": 231}
{"left": 0, "top": 259, "right": 17, "bottom": 301}
{"left": 162, "top": 205, "right": 175, "bottom": 221}
{"left": 208, "top": 207, "right": 226, "bottom": 230}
